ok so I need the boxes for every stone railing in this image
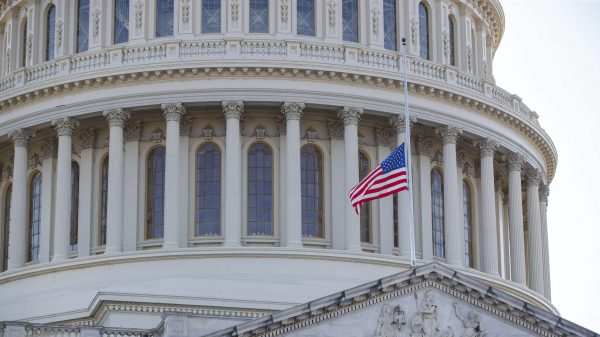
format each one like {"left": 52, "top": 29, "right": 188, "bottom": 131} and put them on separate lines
{"left": 0, "top": 38, "right": 538, "bottom": 127}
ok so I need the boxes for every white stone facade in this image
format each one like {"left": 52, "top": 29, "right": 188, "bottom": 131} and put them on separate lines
{"left": 0, "top": 0, "right": 562, "bottom": 333}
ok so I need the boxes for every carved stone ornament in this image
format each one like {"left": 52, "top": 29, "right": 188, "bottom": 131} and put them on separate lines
{"left": 181, "top": 0, "right": 191, "bottom": 24}
{"left": 415, "top": 135, "right": 433, "bottom": 158}
{"left": 56, "top": 18, "right": 63, "bottom": 48}
{"left": 494, "top": 175, "right": 505, "bottom": 192}
{"left": 161, "top": 103, "right": 186, "bottom": 122}
{"left": 124, "top": 121, "right": 142, "bottom": 141}
{"left": 275, "top": 115, "right": 286, "bottom": 135}
{"left": 410, "top": 290, "right": 453, "bottom": 337}
{"left": 151, "top": 128, "right": 164, "bottom": 143}
{"left": 40, "top": 139, "right": 58, "bottom": 160}
{"left": 231, "top": 0, "right": 240, "bottom": 23}
{"left": 375, "top": 126, "right": 393, "bottom": 146}
{"left": 375, "top": 303, "right": 406, "bottom": 337}
{"left": 202, "top": 126, "right": 214, "bottom": 140}
{"left": 26, "top": 33, "right": 32, "bottom": 62}
{"left": 453, "top": 302, "right": 486, "bottom": 337}
{"left": 371, "top": 6, "right": 380, "bottom": 36}
{"left": 9, "top": 128, "right": 33, "bottom": 148}
{"left": 29, "top": 153, "right": 42, "bottom": 169}
{"left": 338, "top": 106, "right": 363, "bottom": 126}
{"left": 222, "top": 100, "right": 244, "bottom": 120}
{"left": 442, "top": 30, "right": 450, "bottom": 59}
{"left": 539, "top": 184, "right": 550, "bottom": 203}
{"left": 103, "top": 108, "right": 130, "bottom": 128}
{"left": 79, "top": 128, "right": 97, "bottom": 149}
{"left": 436, "top": 126, "right": 463, "bottom": 145}
{"left": 477, "top": 139, "right": 498, "bottom": 158}
{"left": 180, "top": 117, "right": 192, "bottom": 136}
{"left": 92, "top": 7, "right": 101, "bottom": 37}
{"left": 390, "top": 116, "right": 417, "bottom": 134}
{"left": 281, "top": 102, "right": 305, "bottom": 121}
{"left": 410, "top": 17, "right": 418, "bottom": 46}
{"left": 305, "top": 128, "right": 318, "bottom": 142}
{"left": 524, "top": 168, "right": 542, "bottom": 188}
{"left": 467, "top": 45, "right": 473, "bottom": 73}
{"left": 505, "top": 152, "right": 524, "bottom": 172}
{"left": 255, "top": 126, "right": 267, "bottom": 140}
{"left": 52, "top": 117, "right": 80, "bottom": 137}
{"left": 327, "top": 0, "right": 337, "bottom": 27}
{"left": 456, "top": 149, "right": 466, "bottom": 168}
{"left": 463, "top": 163, "right": 475, "bottom": 177}
{"left": 280, "top": 0, "right": 289, "bottom": 23}
{"left": 2, "top": 163, "right": 12, "bottom": 181}
{"left": 327, "top": 119, "right": 343, "bottom": 140}
{"left": 135, "top": 0, "right": 144, "bottom": 29}
{"left": 474, "top": 160, "right": 481, "bottom": 178}
{"left": 358, "top": 133, "right": 366, "bottom": 145}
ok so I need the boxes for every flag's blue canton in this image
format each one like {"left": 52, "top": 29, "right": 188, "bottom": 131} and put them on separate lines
{"left": 381, "top": 143, "right": 406, "bottom": 174}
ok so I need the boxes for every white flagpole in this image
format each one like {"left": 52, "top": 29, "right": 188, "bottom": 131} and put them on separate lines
{"left": 402, "top": 38, "right": 417, "bottom": 268}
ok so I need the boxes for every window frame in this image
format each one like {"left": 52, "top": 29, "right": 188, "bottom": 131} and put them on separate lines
{"left": 145, "top": 145, "right": 167, "bottom": 241}
{"left": 195, "top": 141, "right": 223, "bottom": 237}
{"left": 201, "top": 0, "right": 222, "bottom": 34}
{"left": 246, "top": 141, "right": 275, "bottom": 237}
{"left": 98, "top": 155, "right": 109, "bottom": 246}
{"left": 383, "top": 0, "right": 398, "bottom": 51}
{"left": 2, "top": 183, "right": 12, "bottom": 272}
{"left": 296, "top": 0, "right": 316, "bottom": 37}
{"left": 342, "top": 0, "right": 360, "bottom": 43}
{"left": 70, "top": 161, "right": 80, "bottom": 251}
{"left": 27, "top": 171, "right": 42, "bottom": 262}
{"left": 19, "top": 17, "right": 28, "bottom": 68}
{"left": 155, "top": 0, "right": 175, "bottom": 38}
{"left": 113, "top": 0, "right": 130, "bottom": 45}
{"left": 300, "top": 144, "right": 324, "bottom": 239}
{"left": 358, "top": 150, "right": 372, "bottom": 244}
{"left": 75, "top": 0, "right": 90, "bottom": 53}
{"left": 45, "top": 4, "right": 56, "bottom": 61}
{"left": 418, "top": 1, "right": 431, "bottom": 60}
{"left": 431, "top": 167, "right": 444, "bottom": 258}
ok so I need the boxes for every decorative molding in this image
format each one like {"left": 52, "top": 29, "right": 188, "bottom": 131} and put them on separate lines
{"left": 280, "top": 0, "right": 289, "bottom": 23}
{"left": 255, "top": 126, "right": 267, "bottom": 140}
{"left": 305, "top": 128, "right": 317, "bottom": 142}
{"left": 151, "top": 127, "right": 165, "bottom": 143}
{"left": 222, "top": 101, "right": 244, "bottom": 120}
{"left": 281, "top": 102, "right": 305, "bottom": 121}
{"left": 124, "top": 121, "right": 142, "bottom": 141}
{"left": 231, "top": 0, "right": 240, "bottom": 23}
{"left": 389, "top": 116, "right": 416, "bottom": 134}
{"left": 180, "top": 117, "right": 192, "bottom": 136}
{"left": 9, "top": 128, "right": 33, "bottom": 148}
{"left": 463, "top": 163, "right": 474, "bottom": 177}
{"left": 494, "top": 175, "right": 505, "bottom": 192}
{"left": 436, "top": 126, "right": 462, "bottom": 145}
{"left": 40, "top": 138, "right": 58, "bottom": 160}
{"left": 539, "top": 184, "right": 549, "bottom": 204}
{"left": 524, "top": 168, "right": 542, "bottom": 188}
{"left": 26, "top": 33, "right": 32, "bottom": 63}
{"left": 374, "top": 126, "right": 393, "bottom": 146}
{"left": 410, "top": 17, "right": 418, "bottom": 46}
{"left": 79, "top": 128, "right": 97, "bottom": 149}
{"left": 181, "top": 0, "right": 191, "bottom": 24}
{"left": 327, "top": 0, "right": 336, "bottom": 27}
{"left": 415, "top": 135, "right": 433, "bottom": 158}
{"left": 202, "top": 126, "right": 214, "bottom": 140}
{"left": 338, "top": 107, "right": 363, "bottom": 126}
{"left": 29, "top": 153, "right": 41, "bottom": 169}
{"left": 135, "top": 0, "right": 144, "bottom": 29}
{"left": 505, "top": 153, "right": 524, "bottom": 172}
{"left": 327, "top": 119, "right": 343, "bottom": 140}
{"left": 103, "top": 108, "right": 130, "bottom": 128}
{"left": 476, "top": 139, "right": 498, "bottom": 158}
{"left": 92, "top": 7, "right": 101, "bottom": 37}
{"left": 456, "top": 149, "right": 466, "bottom": 168}
{"left": 56, "top": 18, "right": 63, "bottom": 48}
{"left": 371, "top": 6, "right": 380, "bottom": 36}
{"left": 52, "top": 117, "right": 80, "bottom": 137}
{"left": 161, "top": 103, "right": 186, "bottom": 122}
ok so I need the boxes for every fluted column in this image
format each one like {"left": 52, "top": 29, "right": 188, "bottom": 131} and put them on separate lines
{"left": 506, "top": 153, "right": 526, "bottom": 285}
{"left": 416, "top": 136, "right": 434, "bottom": 261}
{"left": 477, "top": 139, "right": 499, "bottom": 275}
{"left": 161, "top": 103, "right": 186, "bottom": 249}
{"left": 103, "top": 108, "right": 130, "bottom": 254}
{"left": 539, "top": 184, "right": 551, "bottom": 299}
{"left": 77, "top": 129, "right": 96, "bottom": 257}
{"left": 525, "top": 169, "right": 544, "bottom": 294}
{"left": 51, "top": 117, "right": 79, "bottom": 261}
{"left": 494, "top": 176, "right": 506, "bottom": 278}
{"left": 339, "top": 107, "right": 363, "bottom": 252}
{"left": 375, "top": 126, "right": 393, "bottom": 255}
{"left": 223, "top": 101, "right": 244, "bottom": 247}
{"left": 436, "top": 126, "right": 463, "bottom": 266}
{"left": 281, "top": 102, "right": 305, "bottom": 248}
{"left": 7, "top": 129, "right": 32, "bottom": 269}
{"left": 123, "top": 121, "right": 142, "bottom": 252}
{"left": 456, "top": 149, "right": 466, "bottom": 265}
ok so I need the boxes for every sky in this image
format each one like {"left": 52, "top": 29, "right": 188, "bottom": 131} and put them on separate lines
{"left": 492, "top": 0, "right": 600, "bottom": 332}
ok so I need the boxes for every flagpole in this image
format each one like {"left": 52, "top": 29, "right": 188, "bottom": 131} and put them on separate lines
{"left": 401, "top": 38, "right": 417, "bottom": 268}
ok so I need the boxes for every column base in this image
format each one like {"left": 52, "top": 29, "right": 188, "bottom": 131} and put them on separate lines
{"left": 346, "top": 245, "right": 363, "bottom": 252}
{"left": 162, "top": 242, "right": 181, "bottom": 250}
{"left": 223, "top": 240, "right": 242, "bottom": 248}
{"left": 285, "top": 241, "right": 303, "bottom": 249}
{"left": 51, "top": 254, "right": 68, "bottom": 262}
{"left": 104, "top": 247, "right": 122, "bottom": 255}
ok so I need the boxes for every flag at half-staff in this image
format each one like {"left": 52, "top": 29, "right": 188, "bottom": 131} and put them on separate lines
{"left": 349, "top": 143, "right": 408, "bottom": 214}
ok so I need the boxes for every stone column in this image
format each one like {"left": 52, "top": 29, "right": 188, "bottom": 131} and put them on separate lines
{"left": 281, "top": 102, "right": 305, "bottom": 248}
{"left": 539, "top": 184, "right": 551, "bottom": 299}
{"left": 39, "top": 142, "right": 56, "bottom": 263}
{"left": 51, "top": 117, "right": 79, "bottom": 261}
{"left": 179, "top": 118, "right": 192, "bottom": 247}
{"left": 77, "top": 129, "right": 96, "bottom": 257}
{"left": 123, "top": 121, "right": 142, "bottom": 252}
{"left": 456, "top": 149, "right": 466, "bottom": 264}
{"left": 328, "top": 119, "right": 345, "bottom": 250}
{"left": 375, "top": 126, "right": 393, "bottom": 255}
{"left": 477, "top": 139, "right": 499, "bottom": 275}
{"left": 339, "top": 107, "right": 363, "bottom": 252}
{"left": 7, "top": 129, "right": 32, "bottom": 269}
{"left": 525, "top": 169, "right": 544, "bottom": 294}
{"left": 102, "top": 108, "right": 130, "bottom": 254}
{"left": 161, "top": 103, "right": 186, "bottom": 249}
{"left": 436, "top": 126, "right": 463, "bottom": 266}
{"left": 494, "top": 176, "right": 506, "bottom": 278}
{"left": 506, "top": 153, "right": 526, "bottom": 285}
{"left": 223, "top": 101, "right": 244, "bottom": 247}
{"left": 416, "top": 135, "right": 434, "bottom": 261}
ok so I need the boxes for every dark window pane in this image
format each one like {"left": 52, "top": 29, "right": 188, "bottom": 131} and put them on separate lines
{"left": 156, "top": 0, "right": 174, "bottom": 37}
{"left": 431, "top": 169, "right": 444, "bottom": 258}
{"left": 100, "top": 157, "right": 109, "bottom": 245}
{"left": 383, "top": 0, "right": 397, "bottom": 50}
{"left": 46, "top": 5, "right": 56, "bottom": 61}
{"left": 114, "top": 0, "right": 130, "bottom": 44}
{"left": 70, "top": 162, "right": 80, "bottom": 250}
{"left": 28, "top": 172, "right": 42, "bottom": 261}
{"left": 449, "top": 16, "right": 456, "bottom": 66}
{"left": 297, "top": 0, "right": 315, "bottom": 36}
{"left": 2, "top": 185, "right": 12, "bottom": 271}
{"left": 76, "top": 0, "right": 90, "bottom": 53}
{"left": 463, "top": 181, "right": 473, "bottom": 267}
{"left": 301, "top": 145, "right": 323, "bottom": 238}
{"left": 21, "top": 20, "right": 27, "bottom": 67}
{"left": 419, "top": 2, "right": 429, "bottom": 60}
{"left": 196, "top": 143, "right": 222, "bottom": 236}
{"left": 359, "top": 151, "right": 371, "bottom": 243}
{"left": 202, "top": 0, "right": 221, "bottom": 33}
{"left": 249, "top": 0, "right": 269, "bottom": 33}
{"left": 247, "top": 143, "right": 273, "bottom": 235}
{"left": 342, "top": 0, "right": 359, "bottom": 42}
{"left": 147, "top": 147, "right": 166, "bottom": 239}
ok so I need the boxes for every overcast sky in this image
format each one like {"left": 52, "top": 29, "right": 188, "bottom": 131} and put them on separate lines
{"left": 492, "top": 0, "right": 600, "bottom": 332}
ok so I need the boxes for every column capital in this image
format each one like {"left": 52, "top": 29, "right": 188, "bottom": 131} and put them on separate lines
{"left": 524, "top": 168, "right": 542, "bottom": 187}
{"left": 9, "top": 129, "right": 33, "bottom": 148}
{"left": 52, "top": 117, "right": 80, "bottom": 137}
{"left": 281, "top": 102, "right": 305, "bottom": 121}
{"left": 436, "top": 125, "right": 463, "bottom": 145}
{"left": 161, "top": 103, "right": 186, "bottom": 122}
{"left": 539, "top": 184, "right": 550, "bottom": 203}
{"left": 389, "top": 115, "right": 416, "bottom": 133}
{"left": 506, "top": 152, "right": 525, "bottom": 172}
{"left": 180, "top": 117, "right": 193, "bottom": 136}
{"left": 495, "top": 175, "right": 506, "bottom": 192}
{"left": 79, "top": 128, "right": 96, "bottom": 149}
{"left": 456, "top": 148, "right": 466, "bottom": 168}
{"left": 477, "top": 138, "right": 498, "bottom": 158}
{"left": 40, "top": 139, "right": 58, "bottom": 160}
{"left": 374, "top": 126, "right": 393, "bottom": 146}
{"left": 222, "top": 101, "right": 244, "bottom": 120}
{"left": 103, "top": 108, "right": 130, "bottom": 128}
{"left": 415, "top": 135, "right": 433, "bottom": 158}
{"left": 327, "top": 119, "right": 344, "bottom": 140}
{"left": 338, "top": 106, "right": 364, "bottom": 126}
{"left": 124, "top": 120, "right": 142, "bottom": 141}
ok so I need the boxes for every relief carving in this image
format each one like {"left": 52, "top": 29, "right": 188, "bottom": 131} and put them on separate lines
{"left": 327, "top": 0, "right": 337, "bottom": 28}
{"left": 371, "top": 6, "right": 380, "bottom": 36}
{"left": 376, "top": 303, "right": 406, "bottom": 337}
{"left": 181, "top": 0, "right": 191, "bottom": 24}
{"left": 280, "top": 0, "right": 289, "bottom": 23}
{"left": 135, "top": 0, "right": 144, "bottom": 29}
{"left": 231, "top": 0, "right": 240, "bottom": 22}
{"left": 452, "top": 303, "right": 485, "bottom": 337}
{"left": 410, "top": 291, "right": 454, "bottom": 337}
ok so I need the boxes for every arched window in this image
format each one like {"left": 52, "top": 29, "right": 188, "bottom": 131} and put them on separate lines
{"left": 114, "top": 0, "right": 130, "bottom": 44}
{"left": 156, "top": 0, "right": 174, "bottom": 37}
{"left": 146, "top": 146, "right": 166, "bottom": 240}
{"left": 448, "top": 16, "right": 456, "bottom": 66}
{"left": 249, "top": 0, "right": 269, "bottom": 33}
{"left": 196, "top": 143, "right": 222, "bottom": 236}
{"left": 470, "top": 28, "right": 477, "bottom": 74}
{"left": 99, "top": 157, "right": 109, "bottom": 246}
{"left": 418, "top": 2, "right": 430, "bottom": 60}
{"left": 20, "top": 19, "right": 27, "bottom": 68}
{"left": 46, "top": 5, "right": 56, "bottom": 61}
{"left": 301, "top": 145, "right": 323, "bottom": 238}
{"left": 70, "top": 162, "right": 80, "bottom": 251}
{"left": 28, "top": 172, "right": 42, "bottom": 262}
{"left": 342, "top": 0, "right": 359, "bottom": 42}
{"left": 202, "top": 0, "right": 221, "bottom": 33}
{"left": 359, "top": 151, "right": 371, "bottom": 243}
{"left": 247, "top": 143, "right": 273, "bottom": 236}
{"left": 383, "top": 0, "right": 397, "bottom": 50}
{"left": 463, "top": 180, "right": 474, "bottom": 267}
{"left": 431, "top": 168, "right": 444, "bottom": 258}
{"left": 297, "top": 0, "right": 315, "bottom": 36}
{"left": 76, "top": 0, "right": 90, "bottom": 53}
{"left": 2, "top": 184, "right": 11, "bottom": 272}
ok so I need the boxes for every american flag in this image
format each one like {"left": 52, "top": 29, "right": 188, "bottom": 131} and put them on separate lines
{"left": 349, "top": 143, "right": 408, "bottom": 214}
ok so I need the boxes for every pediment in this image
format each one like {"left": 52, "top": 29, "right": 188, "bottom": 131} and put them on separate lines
{"left": 205, "top": 263, "right": 595, "bottom": 337}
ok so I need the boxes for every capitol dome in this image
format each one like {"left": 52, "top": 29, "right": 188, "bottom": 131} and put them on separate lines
{"left": 1, "top": 1, "right": 588, "bottom": 336}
